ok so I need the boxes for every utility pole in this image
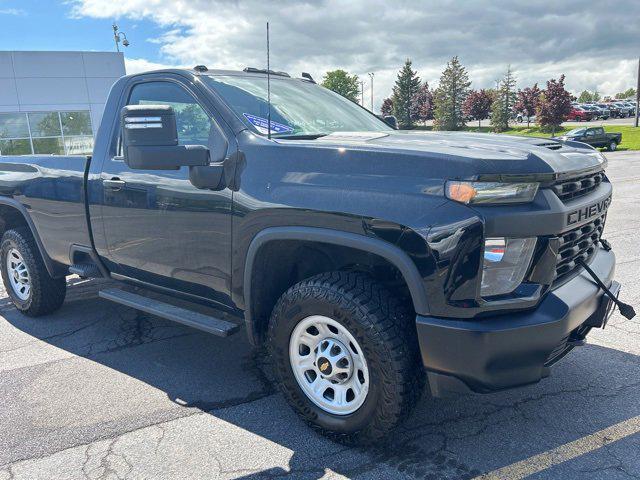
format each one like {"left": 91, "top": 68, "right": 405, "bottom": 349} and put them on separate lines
{"left": 360, "top": 80, "right": 365, "bottom": 107}
{"left": 635, "top": 57, "right": 639, "bottom": 128}
{"left": 368, "top": 72, "right": 374, "bottom": 112}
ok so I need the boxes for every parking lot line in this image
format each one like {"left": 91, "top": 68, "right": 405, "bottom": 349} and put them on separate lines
{"left": 475, "top": 415, "right": 640, "bottom": 480}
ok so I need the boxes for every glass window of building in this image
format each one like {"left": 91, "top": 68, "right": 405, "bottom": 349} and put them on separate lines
{"left": 0, "top": 111, "right": 94, "bottom": 156}
{"left": 0, "top": 113, "right": 32, "bottom": 155}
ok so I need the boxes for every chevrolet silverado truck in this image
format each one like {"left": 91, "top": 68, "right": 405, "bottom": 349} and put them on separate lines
{"left": 558, "top": 127, "right": 622, "bottom": 151}
{"left": 0, "top": 67, "right": 630, "bottom": 444}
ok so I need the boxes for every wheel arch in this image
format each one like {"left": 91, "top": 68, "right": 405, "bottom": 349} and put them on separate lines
{"left": 0, "top": 198, "right": 64, "bottom": 277}
{"left": 242, "top": 226, "right": 429, "bottom": 345}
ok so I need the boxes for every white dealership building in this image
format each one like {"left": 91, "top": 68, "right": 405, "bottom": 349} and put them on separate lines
{"left": 0, "top": 51, "right": 125, "bottom": 156}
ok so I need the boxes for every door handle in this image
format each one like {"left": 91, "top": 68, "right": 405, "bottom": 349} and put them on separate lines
{"left": 104, "top": 178, "right": 126, "bottom": 191}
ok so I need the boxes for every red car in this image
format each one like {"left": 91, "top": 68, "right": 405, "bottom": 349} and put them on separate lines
{"left": 567, "top": 106, "right": 593, "bottom": 122}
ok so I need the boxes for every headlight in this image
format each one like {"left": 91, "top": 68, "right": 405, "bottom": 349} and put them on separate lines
{"left": 481, "top": 237, "right": 536, "bottom": 297}
{"left": 446, "top": 181, "right": 539, "bottom": 205}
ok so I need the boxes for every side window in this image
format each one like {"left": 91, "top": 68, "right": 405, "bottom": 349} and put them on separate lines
{"left": 585, "top": 129, "right": 595, "bottom": 137}
{"left": 127, "top": 81, "right": 213, "bottom": 146}
{"left": 595, "top": 128, "right": 604, "bottom": 136}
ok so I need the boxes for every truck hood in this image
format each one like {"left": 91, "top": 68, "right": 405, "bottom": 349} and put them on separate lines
{"left": 289, "top": 130, "right": 607, "bottom": 179}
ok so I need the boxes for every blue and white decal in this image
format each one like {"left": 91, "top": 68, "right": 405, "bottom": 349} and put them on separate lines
{"left": 243, "top": 113, "right": 294, "bottom": 135}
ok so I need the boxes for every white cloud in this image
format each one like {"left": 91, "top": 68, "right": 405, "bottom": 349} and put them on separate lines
{"left": 0, "top": 8, "right": 26, "bottom": 15}
{"left": 71, "top": 0, "right": 640, "bottom": 109}
{"left": 124, "top": 57, "right": 180, "bottom": 74}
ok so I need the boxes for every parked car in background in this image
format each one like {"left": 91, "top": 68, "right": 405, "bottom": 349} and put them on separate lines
{"left": 516, "top": 113, "right": 535, "bottom": 124}
{"left": 622, "top": 102, "right": 636, "bottom": 116}
{"left": 594, "top": 104, "right": 612, "bottom": 119}
{"left": 557, "top": 126, "right": 622, "bottom": 151}
{"left": 567, "top": 106, "right": 594, "bottom": 122}
{"left": 581, "top": 105, "right": 604, "bottom": 119}
{"left": 612, "top": 102, "right": 632, "bottom": 117}
{"left": 604, "top": 103, "right": 622, "bottom": 118}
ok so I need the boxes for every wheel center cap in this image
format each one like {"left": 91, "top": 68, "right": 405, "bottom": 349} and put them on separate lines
{"left": 317, "top": 357, "right": 332, "bottom": 375}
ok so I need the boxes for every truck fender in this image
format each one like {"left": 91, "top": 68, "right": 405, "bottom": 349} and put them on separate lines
{"left": 243, "top": 226, "right": 430, "bottom": 343}
{"left": 0, "top": 198, "right": 63, "bottom": 278}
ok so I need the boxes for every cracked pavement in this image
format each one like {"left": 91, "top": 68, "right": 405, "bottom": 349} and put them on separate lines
{"left": 0, "top": 151, "right": 639, "bottom": 479}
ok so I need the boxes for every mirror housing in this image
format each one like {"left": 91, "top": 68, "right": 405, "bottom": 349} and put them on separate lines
{"left": 383, "top": 115, "right": 399, "bottom": 129}
{"left": 121, "top": 105, "right": 209, "bottom": 170}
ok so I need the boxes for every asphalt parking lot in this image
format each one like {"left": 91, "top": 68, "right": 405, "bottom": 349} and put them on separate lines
{"left": 1, "top": 151, "right": 639, "bottom": 480}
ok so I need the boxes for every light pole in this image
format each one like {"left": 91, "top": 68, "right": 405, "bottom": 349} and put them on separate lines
{"left": 112, "top": 24, "right": 130, "bottom": 52}
{"left": 368, "top": 72, "right": 374, "bottom": 112}
{"left": 635, "top": 57, "right": 639, "bottom": 128}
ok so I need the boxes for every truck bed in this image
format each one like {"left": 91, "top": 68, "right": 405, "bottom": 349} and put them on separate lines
{"left": 0, "top": 155, "right": 91, "bottom": 269}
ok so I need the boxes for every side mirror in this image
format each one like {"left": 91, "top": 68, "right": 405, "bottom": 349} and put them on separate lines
{"left": 383, "top": 115, "right": 398, "bottom": 129}
{"left": 121, "top": 105, "right": 209, "bottom": 170}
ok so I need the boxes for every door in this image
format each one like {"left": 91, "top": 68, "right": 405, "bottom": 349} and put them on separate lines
{"left": 100, "top": 79, "right": 233, "bottom": 306}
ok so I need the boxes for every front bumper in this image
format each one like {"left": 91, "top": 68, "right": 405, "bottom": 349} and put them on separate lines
{"left": 417, "top": 247, "right": 616, "bottom": 397}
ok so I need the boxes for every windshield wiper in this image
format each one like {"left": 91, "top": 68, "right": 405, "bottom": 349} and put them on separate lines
{"left": 272, "top": 133, "right": 329, "bottom": 140}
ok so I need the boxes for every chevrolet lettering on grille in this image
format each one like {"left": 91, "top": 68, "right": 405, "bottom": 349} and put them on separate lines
{"left": 567, "top": 195, "right": 612, "bottom": 226}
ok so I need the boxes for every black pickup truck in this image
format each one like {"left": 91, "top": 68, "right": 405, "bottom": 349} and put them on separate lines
{"left": 558, "top": 127, "right": 622, "bottom": 151}
{"left": 0, "top": 67, "right": 627, "bottom": 444}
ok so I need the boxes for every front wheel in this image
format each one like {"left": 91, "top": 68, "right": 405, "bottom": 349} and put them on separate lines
{"left": 608, "top": 141, "right": 617, "bottom": 151}
{"left": 0, "top": 228, "right": 66, "bottom": 316}
{"left": 268, "top": 271, "right": 423, "bottom": 445}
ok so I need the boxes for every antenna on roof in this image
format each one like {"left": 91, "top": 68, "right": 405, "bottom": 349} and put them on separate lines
{"left": 266, "top": 22, "right": 272, "bottom": 140}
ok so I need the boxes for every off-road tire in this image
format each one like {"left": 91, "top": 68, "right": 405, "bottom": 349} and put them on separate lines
{"left": 0, "top": 228, "right": 66, "bottom": 316}
{"left": 268, "top": 271, "right": 424, "bottom": 445}
{"left": 608, "top": 141, "right": 617, "bottom": 151}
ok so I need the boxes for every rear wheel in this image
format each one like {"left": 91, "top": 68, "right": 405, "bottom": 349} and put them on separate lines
{"left": 268, "top": 271, "right": 423, "bottom": 445}
{"left": 0, "top": 228, "right": 66, "bottom": 316}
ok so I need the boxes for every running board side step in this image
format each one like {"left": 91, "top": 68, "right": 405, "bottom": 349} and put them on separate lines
{"left": 99, "top": 288, "right": 240, "bottom": 337}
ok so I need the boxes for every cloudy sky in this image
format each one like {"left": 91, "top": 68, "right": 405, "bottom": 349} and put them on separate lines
{"left": 2, "top": 0, "right": 638, "bottom": 109}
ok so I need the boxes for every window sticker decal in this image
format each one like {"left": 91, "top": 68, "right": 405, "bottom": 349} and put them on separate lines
{"left": 243, "top": 113, "right": 294, "bottom": 134}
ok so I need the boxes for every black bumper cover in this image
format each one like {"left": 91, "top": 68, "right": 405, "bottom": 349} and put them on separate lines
{"left": 417, "top": 247, "right": 616, "bottom": 397}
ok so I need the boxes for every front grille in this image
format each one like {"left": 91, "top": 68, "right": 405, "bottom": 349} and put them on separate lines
{"left": 554, "top": 214, "right": 606, "bottom": 285}
{"left": 552, "top": 171, "right": 605, "bottom": 201}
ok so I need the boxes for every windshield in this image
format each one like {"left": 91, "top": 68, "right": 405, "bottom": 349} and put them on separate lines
{"left": 566, "top": 128, "right": 586, "bottom": 136}
{"left": 202, "top": 75, "right": 391, "bottom": 137}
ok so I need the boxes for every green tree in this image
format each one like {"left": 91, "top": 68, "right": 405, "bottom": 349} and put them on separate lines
{"left": 578, "top": 89, "right": 601, "bottom": 103}
{"left": 433, "top": 56, "right": 471, "bottom": 130}
{"left": 490, "top": 94, "right": 509, "bottom": 133}
{"left": 491, "top": 66, "right": 516, "bottom": 132}
{"left": 615, "top": 88, "right": 636, "bottom": 99}
{"left": 321, "top": 69, "right": 360, "bottom": 102}
{"left": 391, "top": 59, "right": 421, "bottom": 128}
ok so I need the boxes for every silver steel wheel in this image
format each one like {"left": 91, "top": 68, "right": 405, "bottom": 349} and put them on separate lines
{"left": 6, "top": 247, "right": 30, "bottom": 301}
{"left": 289, "top": 315, "right": 370, "bottom": 415}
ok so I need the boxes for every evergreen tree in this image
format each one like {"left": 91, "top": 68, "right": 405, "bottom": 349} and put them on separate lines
{"left": 391, "top": 59, "right": 421, "bottom": 128}
{"left": 433, "top": 56, "right": 471, "bottom": 130}
{"left": 491, "top": 66, "right": 516, "bottom": 131}
{"left": 321, "top": 69, "right": 360, "bottom": 102}
{"left": 490, "top": 94, "right": 509, "bottom": 132}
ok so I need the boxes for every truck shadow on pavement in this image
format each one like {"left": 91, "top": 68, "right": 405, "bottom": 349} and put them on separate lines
{"left": 3, "top": 279, "right": 640, "bottom": 479}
